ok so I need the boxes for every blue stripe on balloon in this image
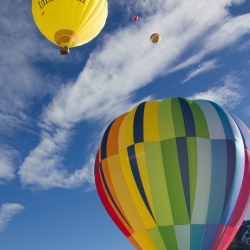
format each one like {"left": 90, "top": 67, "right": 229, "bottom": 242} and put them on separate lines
{"left": 222, "top": 140, "right": 236, "bottom": 215}
{"left": 201, "top": 224, "right": 220, "bottom": 250}
{"left": 133, "top": 102, "right": 145, "bottom": 143}
{"left": 210, "top": 102, "right": 236, "bottom": 140}
{"left": 178, "top": 98, "right": 196, "bottom": 137}
{"left": 176, "top": 137, "right": 190, "bottom": 218}
{"left": 206, "top": 140, "right": 227, "bottom": 224}
{"left": 190, "top": 224, "right": 204, "bottom": 250}
{"left": 221, "top": 139, "right": 245, "bottom": 225}
{"left": 127, "top": 145, "right": 155, "bottom": 221}
{"left": 99, "top": 163, "right": 131, "bottom": 227}
{"left": 101, "top": 120, "right": 114, "bottom": 160}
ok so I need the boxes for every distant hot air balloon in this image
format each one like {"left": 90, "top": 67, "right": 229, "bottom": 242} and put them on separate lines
{"left": 133, "top": 15, "right": 139, "bottom": 21}
{"left": 95, "top": 97, "right": 250, "bottom": 250}
{"left": 150, "top": 33, "right": 161, "bottom": 44}
{"left": 32, "top": 0, "right": 108, "bottom": 55}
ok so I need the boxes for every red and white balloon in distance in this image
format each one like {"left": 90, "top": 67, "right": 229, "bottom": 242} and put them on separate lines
{"left": 133, "top": 15, "right": 139, "bottom": 21}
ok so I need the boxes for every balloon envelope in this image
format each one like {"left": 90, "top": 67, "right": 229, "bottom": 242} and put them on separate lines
{"left": 150, "top": 33, "right": 161, "bottom": 44}
{"left": 133, "top": 15, "right": 139, "bottom": 21}
{"left": 95, "top": 97, "right": 250, "bottom": 250}
{"left": 32, "top": 0, "right": 108, "bottom": 52}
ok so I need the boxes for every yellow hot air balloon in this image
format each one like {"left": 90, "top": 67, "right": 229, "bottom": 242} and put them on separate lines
{"left": 32, "top": 0, "right": 108, "bottom": 55}
{"left": 150, "top": 33, "right": 161, "bottom": 44}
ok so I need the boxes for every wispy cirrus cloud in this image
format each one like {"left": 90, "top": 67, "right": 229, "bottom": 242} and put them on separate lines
{"left": 169, "top": 12, "right": 250, "bottom": 73}
{"left": 18, "top": 0, "right": 249, "bottom": 189}
{"left": 0, "top": 0, "right": 82, "bottom": 135}
{"left": 0, "top": 145, "right": 20, "bottom": 183}
{"left": 0, "top": 203, "right": 25, "bottom": 232}
{"left": 181, "top": 59, "right": 221, "bottom": 83}
{"left": 188, "top": 73, "right": 244, "bottom": 110}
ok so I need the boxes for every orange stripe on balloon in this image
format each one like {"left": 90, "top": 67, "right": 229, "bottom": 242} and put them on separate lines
{"left": 101, "top": 158, "right": 132, "bottom": 232}
{"left": 128, "top": 235, "right": 144, "bottom": 250}
{"left": 107, "top": 113, "right": 128, "bottom": 157}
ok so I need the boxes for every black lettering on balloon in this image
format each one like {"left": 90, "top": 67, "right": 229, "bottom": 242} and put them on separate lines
{"left": 38, "top": 0, "right": 53, "bottom": 9}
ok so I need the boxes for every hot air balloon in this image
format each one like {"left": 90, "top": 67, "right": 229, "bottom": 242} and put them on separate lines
{"left": 95, "top": 97, "right": 250, "bottom": 250}
{"left": 150, "top": 33, "right": 161, "bottom": 44}
{"left": 32, "top": 0, "right": 108, "bottom": 55}
{"left": 133, "top": 15, "right": 139, "bottom": 21}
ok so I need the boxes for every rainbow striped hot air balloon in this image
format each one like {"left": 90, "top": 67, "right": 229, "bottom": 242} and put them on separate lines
{"left": 95, "top": 97, "right": 250, "bottom": 250}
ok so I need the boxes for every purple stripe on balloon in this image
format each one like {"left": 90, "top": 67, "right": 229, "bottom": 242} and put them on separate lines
{"left": 201, "top": 224, "right": 220, "bottom": 250}
{"left": 221, "top": 140, "right": 245, "bottom": 225}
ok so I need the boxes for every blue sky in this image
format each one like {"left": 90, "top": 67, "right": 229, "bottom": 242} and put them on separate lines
{"left": 0, "top": 0, "right": 250, "bottom": 249}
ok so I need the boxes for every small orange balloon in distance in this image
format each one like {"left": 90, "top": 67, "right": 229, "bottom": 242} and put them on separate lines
{"left": 150, "top": 33, "right": 161, "bottom": 44}
{"left": 133, "top": 15, "right": 139, "bottom": 21}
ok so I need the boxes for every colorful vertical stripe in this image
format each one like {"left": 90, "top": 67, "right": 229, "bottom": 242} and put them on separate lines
{"left": 95, "top": 98, "right": 250, "bottom": 250}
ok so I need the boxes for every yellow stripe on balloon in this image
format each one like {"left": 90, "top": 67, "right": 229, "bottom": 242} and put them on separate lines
{"left": 75, "top": 0, "right": 100, "bottom": 29}
{"left": 135, "top": 143, "right": 156, "bottom": 221}
{"left": 119, "top": 149, "right": 156, "bottom": 229}
{"left": 143, "top": 101, "right": 160, "bottom": 142}
{"left": 78, "top": 0, "right": 106, "bottom": 29}
{"left": 126, "top": 105, "right": 138, "bottom": 147}
{"left": 131, "top": 230, "right": 158, "bottom": 250}
{"left": 107, "top": 154, "right": 146, "bottom": 232}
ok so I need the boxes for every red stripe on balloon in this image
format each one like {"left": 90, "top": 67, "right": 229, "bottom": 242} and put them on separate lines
{"left": 211, "top": 225, "right": 226, "bottom": 250}
{"left": 229, "top": 149, "right": 250, "bottom": 227}
{"left": 212, "top": 149, "right": 250, "bottom": 249}
{"left": 217, "top": 226, "right": 235, "bottom": 250}
{"left": 95, "top": 164, "right": 132, "bottom": 238}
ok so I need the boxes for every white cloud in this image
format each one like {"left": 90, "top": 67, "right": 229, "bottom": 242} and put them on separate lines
{"left": 188, "top": 74, "right": 244, "bottom": 110}
{"left": 0, "top": 1, "right": 79, "bottom": 134}
{"left": 0, "top": 146, "right": 19, "bottom": 182}
{"left": 237, "top": 39, "right": 250, "bottom": 52}
{"left": 182, "top": 59, "right": 221, "bottom": 83}
{"left": 18, "top": 0, "right": 249, "bottom": 189}
{"left": 0, "top": 203, "right": 25, "bottom": 232}
{"left": 19, "top": 129, "right": 96, "bottom": 189}
{"left": 169, "top": 13, "right": 250, "bottom": 74}
{"left": 230, "top": 0, "right": 245, "bottom": 6}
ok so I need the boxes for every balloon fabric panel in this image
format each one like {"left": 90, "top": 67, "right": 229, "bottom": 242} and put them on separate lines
{"left": 95, "top": 155, "right": 132, "bottom": 237}
{"left": 143, "top": 102, "right": 160, "bottom": 142}
{"left": 134, "top": 143, "right": 156, "bottom": 220}
{"left": 161, "top": 138, "right": 190, "bottom": 224}
{"left": 144, "top": 142, "right": 173, "bottom": 226}
{"left": 191, "top": 138, "right": 212, "bottom": 224}
{"left": 230, "top": 114, "right": 250, "bottom": 149}
{"left": 95, "top": 97, "right": 250, "bottom": 250}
